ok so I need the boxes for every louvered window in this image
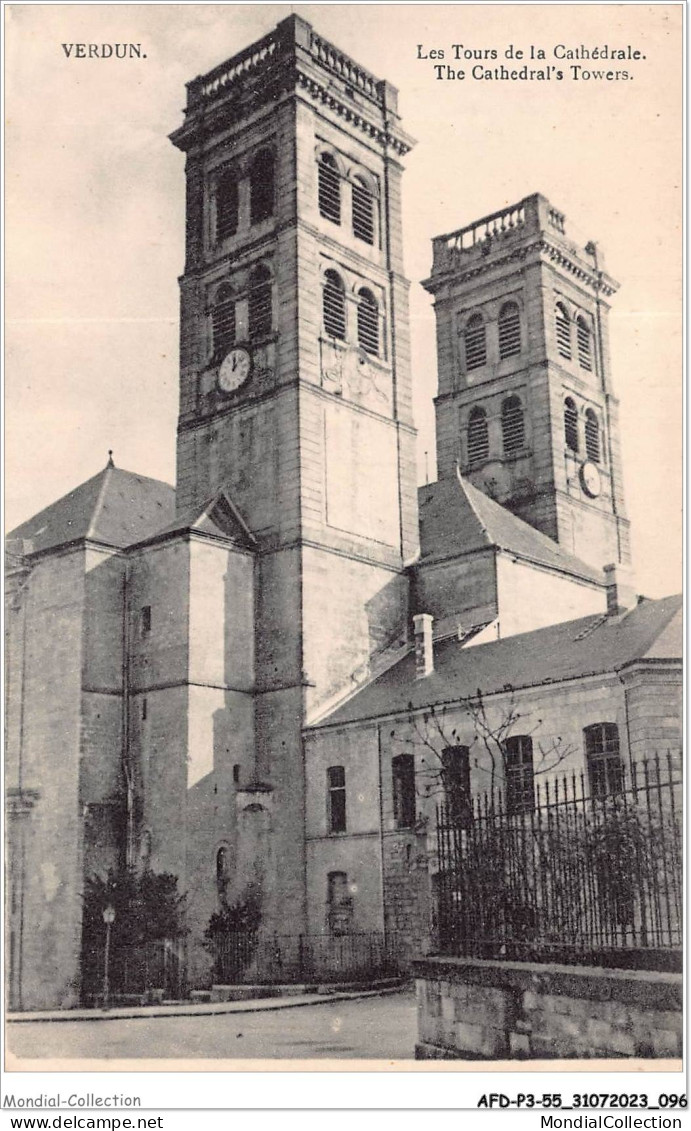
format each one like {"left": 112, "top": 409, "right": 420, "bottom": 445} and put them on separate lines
{"left": 215, "top": 171, "right": 238, "bottom": 242}
{"left": 577, "top": 316, "right": 593, "bottom": 371}
{"left": 249, "top": 150, "right": 275, "bottom": 225}
{"left": 504, "top": 736, "right": 534, "bottom": 815}
{"left": 212, "top": 284, "right": 236, "bottom": 354}
{"left": 564, "top": 397, "right": 579, "bottom": 453}
{"left": 585, "top": 409, "right": 600, "bottom": 462}
{"left": 467, "top": 407, "right": 489, "bottom": 465}
{"left": 498, "top": 302, "right": 521, "bottom": 359}
{"left": 318, "top": 153, "right": 341, "bottom": 224}
{"left": 585, "top": 724, "right": 623, "bottom": 797}
{"left": 352, "top": 177, "right": 375, "bottom": 244}
{"left": 464, "top": 314, "right": 486, "bottom": 370}
{"left": 323, "top": 270, "right": 346, "bottom": 340}
{"left": 357, "top": 288, "right": 379, "bottom": 355}
{"left": 248, "top": 266, "right": 272, "bottom": 340}
{"left": 555, "top": 302, "right": 572, "bottom": 359}
{"left": 502, "top": 395, "right": 524, "bottom": 454}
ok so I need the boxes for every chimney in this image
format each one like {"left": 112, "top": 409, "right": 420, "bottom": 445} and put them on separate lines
{"left": 603, "top": 563, "right": 637, "bottom": 616}
{"left": 413, "top": 613, "right": 434, "bottom": 678}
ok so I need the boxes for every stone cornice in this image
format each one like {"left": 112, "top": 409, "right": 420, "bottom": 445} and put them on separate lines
{"left": 295, "top": 71, "right": 413, "bottom": 156}
{"left": 423, "top": 237, "right": 618, "bottom": 298}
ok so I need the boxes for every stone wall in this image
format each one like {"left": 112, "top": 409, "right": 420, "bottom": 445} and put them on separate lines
{"left": 6, "top": 549, "right": 87, "bottom": 1009}
{"left": 413, "top": 956, "right": 682, "bottom": 1060}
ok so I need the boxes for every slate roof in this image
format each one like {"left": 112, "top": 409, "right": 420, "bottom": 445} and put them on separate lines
{"left": 6, "top": 464, "right": 175, "bottom": 556}
{"left": 133, "top": 489, "right": 257, "bottom": 551}
{"left": 418, "top": 471, "right": 604, "bottom": 584}
{"left": 312, "top": 593, "right": 682, "bottom": 729}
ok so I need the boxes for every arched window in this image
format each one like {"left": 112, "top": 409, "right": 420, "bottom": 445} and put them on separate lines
{"left": 584, "top": 723, "right": 623, "bottom": 797}
{"left": 498, "top": 302, "right": 521, "bottom": 359}
{"left": 212, "top": 284, "right": 236, "bottom": 355}
{"left": 215, "top": 170, "right": 239, "bottom": 242}
{"left": 576, "top": 316, "right": 593, "bottom": 371}
{"left": 392, "top": 754, "right": 416, "bottom": 829}
{"left": 327, "top": 871, "right": 351, "bottom": 935}
{"left": 318, "top": 153, "right": 341, "bottom": 224}
{"left": 357, "top": 288, "right": 379, "bottom": 354}
{"left": 555, "top": 302, "right": 572, "bottom": 360}
{"left": 327, "top": 766, "right": 346, "bottom": 833}
{"left": 585, "top": 408, "right": 600, "bottom": 462}
{"left": 323, "top": 270, "right": 346, "bottom": 340}
{"left": 216, "top": 846, "right": 229, "bottom": 894}
{"left": 504, "top": 736, "right": 534, "bottom": 814}
{"left": 328, "top": 871, "right": 349, "bottom": 905}
{"left": 248, "top": 265, "right": 272, "bottom": 340}
{"left": 352, "top": 176, "right": 375, "bottom": 244}
{"left": 564, "top": 397, "right": 579, "bottom": 453}
{"left": 502, "top": 395, "right": 524, "bottom": 454}
{"left": 464, "top": 314, "right": 486, "bottom": 370}
{"left": 249, "top": 150, "right": 275, "bottom": 225}
{"left": 467, "top": 407, "right": 489, "bottom": 465}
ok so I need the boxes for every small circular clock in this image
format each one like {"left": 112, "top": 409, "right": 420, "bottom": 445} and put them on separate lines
{"left": 580, "top": 460, "right": 601, "bottom": 499}
{"left": 218, "top": 347, "right": 251, "bottom": 393}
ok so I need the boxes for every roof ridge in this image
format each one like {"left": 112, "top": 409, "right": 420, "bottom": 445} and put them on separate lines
{"left": 459, "top": 471, "right": 603, "bottom": 582}
{"left": 455, "top": 465, "right": 492, "bottom": 544}
{"left": 85, "top": 466, "right": 112, "bottom": 541}
{"left": 635, "top": 593, "right": 683, "bottom": 660}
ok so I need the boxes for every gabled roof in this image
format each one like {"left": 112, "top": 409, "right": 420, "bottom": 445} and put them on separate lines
{"left": 418, "top": 470, "right": 603, "bottom": 584}
{"left": 6, "top": 464, "right": 175, "bottom": 556}
{"left": 311, "top": 593, "right": 682, "bottom": 729}
{"left": 132, "top": 489, "right": 257, "bottom": 551}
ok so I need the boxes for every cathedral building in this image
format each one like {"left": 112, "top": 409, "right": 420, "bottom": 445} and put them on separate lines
{"left": 5, "top": 16, "right": 681, "bottom": 1009}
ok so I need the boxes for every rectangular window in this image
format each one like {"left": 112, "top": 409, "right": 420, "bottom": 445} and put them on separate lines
{"left": 141, "top": 697, "right": 148, "bottom": 721}
{"left": 140, "top": 605, "right": 151, "bottom": 637}
{"left": 327, "top": 765, "right": 346, "bottom": 833}
{"left": 504, "top": 736, "right": 534, "bottom": 814}
{"left": 585, "top": 723, "right": 623, "bottom": 797}
{"left": 441, "top": 746, "right": 471, "bottom": 825}
{"left": 392, "top": 754, "right": 416, "bottom": 828}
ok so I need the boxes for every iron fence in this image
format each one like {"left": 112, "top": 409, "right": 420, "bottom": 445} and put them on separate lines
{"left": 210, "top": 930, "right": 403, "bottom": 985}
{"left": 82, "top": 937, "right": 188, "bottom": 1005}
{"left": 434, "top": 752, "right": 682, "bottom": 971}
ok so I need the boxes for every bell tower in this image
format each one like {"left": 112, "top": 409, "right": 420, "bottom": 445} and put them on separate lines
{"left": 423, "top": 193, "right": 631, "bottom": 572}
{"left": 170, "top": 16, "right": 417, "bottom": 931}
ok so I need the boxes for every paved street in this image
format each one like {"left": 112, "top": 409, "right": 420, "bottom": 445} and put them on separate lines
{"left": 8, "top": 988, "right": 417, "bottom": 1061}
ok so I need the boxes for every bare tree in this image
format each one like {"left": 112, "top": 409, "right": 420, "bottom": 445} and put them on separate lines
{"left": 389, "top": 688, "right": 576, "bottom": 809}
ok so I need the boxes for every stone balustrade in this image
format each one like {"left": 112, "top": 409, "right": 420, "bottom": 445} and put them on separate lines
{"left": 187, "top": 30, "right": 278, "bottom": 104}
{"left": 187, "top": 21, "right": 386, "bottom": 111}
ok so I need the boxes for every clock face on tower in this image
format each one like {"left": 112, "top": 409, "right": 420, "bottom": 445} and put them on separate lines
{"left": 580, "top": 460, "right": 602, "bottom": 499}
{"left": 218, "top": 348, "right": 251, "bottom": 393}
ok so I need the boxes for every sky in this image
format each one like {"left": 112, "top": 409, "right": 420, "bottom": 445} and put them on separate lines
{"left": 5, "top": 3, "right": 683, "bottom": 597}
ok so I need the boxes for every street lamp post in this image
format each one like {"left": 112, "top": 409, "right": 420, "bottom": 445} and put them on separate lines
{"left": 102, "top": 904, "right": 116, "bottom": 1011}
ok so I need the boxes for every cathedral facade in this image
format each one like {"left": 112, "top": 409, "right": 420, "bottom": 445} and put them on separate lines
{"left": 5, "top": 17, "right": 681, "bottom": 1009}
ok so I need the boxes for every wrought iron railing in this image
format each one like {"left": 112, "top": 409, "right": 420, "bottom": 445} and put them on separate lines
{"left": 434, "top": 752, "right": 682, "bottom": 971}
{"left": 210, "top": 931, "right": 403, "bottom": 985}
{"left": 82, "top": 936, "right": 188, "bottom": 1006}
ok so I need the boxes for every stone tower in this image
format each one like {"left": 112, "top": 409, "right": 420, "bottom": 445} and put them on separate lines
{"left": 170, "top": 16, "right": 417, "bottom": 932}
{"left": 423, "top": 193, "right": 630, "bottom": 572}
